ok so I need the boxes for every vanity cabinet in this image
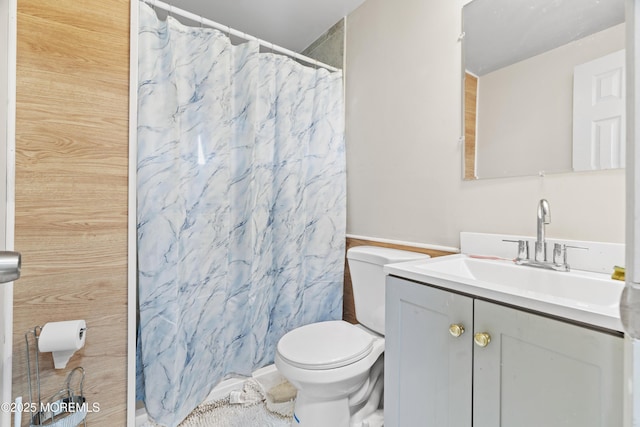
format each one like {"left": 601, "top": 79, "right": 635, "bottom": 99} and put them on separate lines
{"left": 385, "top": 276, "right": 623, "bottom": 427}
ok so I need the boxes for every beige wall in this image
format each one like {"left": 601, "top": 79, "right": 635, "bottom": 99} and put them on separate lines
{"left": 345, "top": 0, "right": 625, "bottom": 248}
{"left": 13, "top": 0, "right": 129, "bottom": 425}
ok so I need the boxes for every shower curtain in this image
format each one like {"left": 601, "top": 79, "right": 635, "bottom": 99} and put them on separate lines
{"left": 136, "top": 3, "right": 346, "bottom": 426}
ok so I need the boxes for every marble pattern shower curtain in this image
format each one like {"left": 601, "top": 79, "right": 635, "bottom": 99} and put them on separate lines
{"left": 136, "top": 3, "right": 346, "bottom": 426}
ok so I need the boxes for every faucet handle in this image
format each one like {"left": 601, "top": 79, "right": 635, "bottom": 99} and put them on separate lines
{"left": 552, "top": 243, "right": 564, "bottom": 265}
{"left": 553, "top": 244, "right": 588, "bottom": 268}
{"left": 503, "top": 239, "right": 529, "bottom": 261}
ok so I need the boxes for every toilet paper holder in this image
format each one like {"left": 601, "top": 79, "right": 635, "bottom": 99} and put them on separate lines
{"left": 24, "top": 326, "right": 88, "bottom": 427}
{"left": 37, "top": 320, "right": 87, "bottom": 369}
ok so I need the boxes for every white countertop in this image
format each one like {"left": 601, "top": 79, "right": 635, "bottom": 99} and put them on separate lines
{"left": 384, "top": 254, "right": 624, "bottom": 333}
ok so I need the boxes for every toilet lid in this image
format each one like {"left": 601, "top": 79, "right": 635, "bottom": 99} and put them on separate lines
{"left": 277, "top": 321, "right": 374, "bottom": 370}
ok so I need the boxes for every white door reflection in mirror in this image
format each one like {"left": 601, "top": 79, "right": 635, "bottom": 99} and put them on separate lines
{"left": 573, "top": 49, "right": 626, "bottom": 171}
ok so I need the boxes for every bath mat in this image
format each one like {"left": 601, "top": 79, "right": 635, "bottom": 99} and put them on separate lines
{"left": 142, "top": 379, "right": 294, "bottom": 427}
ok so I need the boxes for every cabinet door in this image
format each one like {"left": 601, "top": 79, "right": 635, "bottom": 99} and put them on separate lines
{"left": 473, "top": 299, "right": 623, "bottom": 427}
{"left": 385, "top": 276, "right": 473, "bottom": 426}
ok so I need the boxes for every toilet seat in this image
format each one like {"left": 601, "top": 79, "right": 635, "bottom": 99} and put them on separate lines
{"left": 277, "top": 321, "right": 374, "bottom": 370}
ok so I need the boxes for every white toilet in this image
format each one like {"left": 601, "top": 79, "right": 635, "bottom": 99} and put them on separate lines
{"left": 275, "top": 246, "right": 430, "bottom": 427}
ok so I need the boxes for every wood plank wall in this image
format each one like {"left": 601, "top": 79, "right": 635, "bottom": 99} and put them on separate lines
{"left": 344, "top": 237, "right": 455, "bottom": 324}
{"left": 13, "top": 1, "right": 129, "bottom": 425}
{"left": 464, "top": 73, "right": 478, "bottom": 180}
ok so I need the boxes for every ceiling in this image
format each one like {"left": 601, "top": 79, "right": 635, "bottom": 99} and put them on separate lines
{"left": 149, "top": 0, "right": 626, "bottom": 76}
{"left": 463, "top": 0, "right": 625, "bottom": 76}
{"left": 157, "top": 0, "right": 366, "bottom": 53}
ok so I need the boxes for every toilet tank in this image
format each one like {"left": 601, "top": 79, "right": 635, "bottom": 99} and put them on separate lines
{"left": 347, "top": 246, "right": 430, "bottom": 335}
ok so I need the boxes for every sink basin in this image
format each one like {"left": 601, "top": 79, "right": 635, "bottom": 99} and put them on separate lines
{"left": 411, "top": 255, "right": 620, "bottom": 308}
{"left": 384, "top": 254, "right": 625, "bottom": 332}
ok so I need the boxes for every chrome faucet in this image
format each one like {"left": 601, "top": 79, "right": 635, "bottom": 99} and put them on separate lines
{"left": 503, "top": 198, "right": 586, "bottom": 272}
{"left": 535, "top": 199, "right": 551, "bottom": 262}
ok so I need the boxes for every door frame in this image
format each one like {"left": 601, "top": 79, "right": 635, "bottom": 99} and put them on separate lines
{"left": 1, "top": 0, "right": 17, "bottom": 424}
{"left": 127, "top": 1, "right": 139, "bottom": 425}
{"left": 626, "top": 0, "right": 640, "bottom": 425}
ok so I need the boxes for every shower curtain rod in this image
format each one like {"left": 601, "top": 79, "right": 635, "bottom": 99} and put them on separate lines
{"left": 141, "top": 0, "right": 340, "bottom": 72}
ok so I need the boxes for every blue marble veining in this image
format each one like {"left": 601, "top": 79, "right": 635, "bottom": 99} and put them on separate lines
{"left": 136, "top": 3, "right": 346, "bottom": 426}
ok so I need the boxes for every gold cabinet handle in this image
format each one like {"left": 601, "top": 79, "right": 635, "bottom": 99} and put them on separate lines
{"left": 449, "top": 324, "right": 465, "bottom": 337}
{"left": 474, "top": 332, "right": 491, "bottom": 347}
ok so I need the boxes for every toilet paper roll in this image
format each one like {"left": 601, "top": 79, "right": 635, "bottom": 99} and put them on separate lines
{"left": 38, "top": 320, "right": 86, "bottom": 369}
{"left": 38, "top": 320, "right": 86, "bottom": 353}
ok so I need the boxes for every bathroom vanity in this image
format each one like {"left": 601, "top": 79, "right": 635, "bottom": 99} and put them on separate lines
{"left": 384, "top": 276, "right": 622, "bottom": 427}
{"left": 383, "top": 233, "right": 625, "bottom": 427}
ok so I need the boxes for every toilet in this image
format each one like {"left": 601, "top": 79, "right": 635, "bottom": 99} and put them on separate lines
{"left": 275, "top": 246, "right": 430, "bottom": 427}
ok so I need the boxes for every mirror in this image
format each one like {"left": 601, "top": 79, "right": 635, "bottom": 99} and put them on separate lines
{"left": 462, "top": 0, "right": 625, "bottom": 180}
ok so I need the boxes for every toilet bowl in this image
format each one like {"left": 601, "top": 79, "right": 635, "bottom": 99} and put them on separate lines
{"left": 275, "top": 321, "right": 384, "bottom": 426}
{"left": 275, "top": 246, "right": 430, "bottom": 427}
